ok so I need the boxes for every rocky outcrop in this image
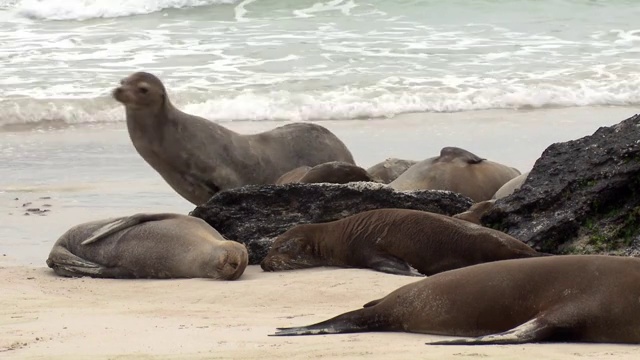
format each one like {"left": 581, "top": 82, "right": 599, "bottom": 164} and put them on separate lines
{"left": 483, "top": 114, "right": 640, "bottom": 256}
{"left": 190, "top": 182, "right": 473, "bottom": 264}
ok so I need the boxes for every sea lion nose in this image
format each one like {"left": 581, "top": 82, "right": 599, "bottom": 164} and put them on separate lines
{"left": 112, "top": 87, "right": 123, "bottom": 98}
{"left": 260, "top": 259, "right": 272, "bottom": 271}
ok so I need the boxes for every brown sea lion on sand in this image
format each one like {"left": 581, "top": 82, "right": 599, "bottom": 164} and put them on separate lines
{"left": 366, "top": 158, "right": 418, "bottom": 184}
{"left": 260, "top": 208, "right": 544, "bottom": 276}
{"left": 389, "top": 147, "right": 521, "bottom": 202}
{"left": 272, "top": 255, "right": 640, "bottom": 345}
{"left": 276, "top": 161, "right": 375, "bottom": 185}
{"left": 113, "top": 72, "right": 355, "bottom": 205}
{"left": 452, "top": 199, "right": 496, "bottom": 225}
{"left": 492, "top": 171, "right": 530, "bottom": 199}
{"left": 46, "top": 213, "right": 248, "bottom": 280}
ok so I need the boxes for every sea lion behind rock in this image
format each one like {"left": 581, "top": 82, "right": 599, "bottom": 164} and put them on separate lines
{"left": 260, "top": 208, "right": 544, "bottom": 276}
{"left": 46, "top": 213, "right": 248, "bottom": 280}
{"left": 389, "top": 147, "right": 521, "bottom": 202}
{"left": 272, "top": 255, "right": 640, "bottom": 345}
{"left": 276, "top": 162, "right": 375, "bottom": 185}
{"left": 492, "top": 171, "right": 530, "bottom": 199}
{"left": 453, "top": 200, "right": 496, "bottom": 225}
{"left": 275, "top": 166, "right": 312, "bottom": 184}
{"left": 113, "top": 72, "right": 355, "bottom": 206}
{"left": 366, "top": 158, "right": 418, "bottom": 184}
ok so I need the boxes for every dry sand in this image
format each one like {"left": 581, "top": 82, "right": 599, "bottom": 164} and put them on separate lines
{"left": 2, "top": 262, "right": 640, "bottom": 359}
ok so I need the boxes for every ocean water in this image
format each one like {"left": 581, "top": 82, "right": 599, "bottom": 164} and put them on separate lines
{"left": 0, "top": 0, "right": 639, "bottom": 128}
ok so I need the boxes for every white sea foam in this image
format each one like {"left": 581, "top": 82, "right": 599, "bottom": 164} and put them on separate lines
{"left": 2, "top": 79, "right": 640, "bottom": 129}
{"left": 13, "top": 0, "right": 239, "bottom": 21}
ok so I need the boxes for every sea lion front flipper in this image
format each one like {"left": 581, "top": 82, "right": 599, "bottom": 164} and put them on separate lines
{"left": 425, "top": 317, "right": 554, "bottom": 345}
{"left": 366, "top": 253, "right": 425, "bottom": 277}
{"left": 81, "top": 213, "right": 178, "bottom": 245}
{"left": 362, "top": 298, "right": 383, "bottom": 308}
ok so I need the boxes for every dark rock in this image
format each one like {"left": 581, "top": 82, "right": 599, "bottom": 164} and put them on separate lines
{"left": 483, "top": 114, "right": 640, "bottom": 256}
{"left": 191, "top": 182, "right": 473, "bottom": 264}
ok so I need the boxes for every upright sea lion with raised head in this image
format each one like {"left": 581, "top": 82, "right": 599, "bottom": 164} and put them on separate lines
{"left": 366, "top": 158, "right": 418, "bottom": 184}
{"left": 113, "top": 72, "right": 356, "bottom": 205}
{"left": 272, "top": 255, "right": 640, "bottom": 345}
{"left": 260, "top": 208, "right": 544, "bottom": 276}
{"left": 390, "top": 147, "right": 521, "bottom": 202}
{"left": 46, "top": 213, "right": 248, "bottom": 280}
{"left": 276, "top": 161, "right": 375, "bottom": 185}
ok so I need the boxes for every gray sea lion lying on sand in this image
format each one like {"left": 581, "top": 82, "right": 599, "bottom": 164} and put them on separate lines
{"left": 113, "top": 71, "right": 355, "bottom": 205}
{"left": 272, "top": 255, "right": 640, "bottom": 345}
{"left": 46, "top": 213, "right": 248, "bottom": 280}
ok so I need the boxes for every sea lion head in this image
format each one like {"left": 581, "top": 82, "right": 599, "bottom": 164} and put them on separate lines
{"left": 261, "top": 226, "right": 324, "bottom": 271}
{"left": 205, "top": 241, "right": 249, "bottom": 280}
{"left": 112, "top": 72, "right": 168, "bottom": 111}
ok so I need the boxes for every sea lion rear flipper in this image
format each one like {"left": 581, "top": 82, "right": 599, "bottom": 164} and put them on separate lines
{"left": 367, "top": 253, "right": 425, "bottom": 277}
{"left": 81, "top": 213, "right": 178, "bottom": 245}
{"left": 425, "top": 317, "right": 554, "bottom": 345}
{"left": 270, "top": 307, "right": 390, "bottom": 336}
{"left": 46, "top": 246, "right": 104, "bottom": 277}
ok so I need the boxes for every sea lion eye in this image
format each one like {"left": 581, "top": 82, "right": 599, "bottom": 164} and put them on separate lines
{"left": 138, "top": 86, "right": 149, "bottom": 94}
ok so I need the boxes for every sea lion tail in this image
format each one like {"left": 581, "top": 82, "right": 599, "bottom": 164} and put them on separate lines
{"left": 81, "top": 213, "right": 177, "bottom": 245}
{"left": 270, "top": 308, "right": 387, "bottom": 336}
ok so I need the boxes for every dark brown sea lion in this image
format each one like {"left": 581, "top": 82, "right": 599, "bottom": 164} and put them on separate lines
{"left": 272, "top": 255, "right": 640, "bottom": 345}
{"left": 46, "top": 213, "right": 248, "bottom": 280}
{"left": 113, "top": 72, "right": 355, "bottom": 205}
{"left": 389, "top": 147, "right": 521, "bottom": 202}
{"left": 276, "top": 161, "right": 375, "bottom": 185}
{"left": 366, "top": 158, "right": 418, "bottom": 184}
{"left": 260, "top": 208, "right": 544, "bottom": 276}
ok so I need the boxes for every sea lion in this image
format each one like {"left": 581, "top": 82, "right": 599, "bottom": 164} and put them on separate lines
{"left": 452, "top": 199, "right": 496, "bottom": 225}
{"left": 260, "top": 208, "right": 544, "bottom": 276}
{"left": 276, "top": 161, "right": 375, "bottom": 185}
{"left": 366, "top": 158, "right": 418, "bottom": 184}
{"left": 389, "top": 147, "right": 521, "bottom": 202}
{"left": 492, "top": 171, "right": 530, "bottom": 199}
{"left": 113, "top": 72, "right": 356, "bottom": 206}
{"left": 272, "top": 255, "right": 640, "bottom": 345}
{"left": 275, "top": 166, "right": 312, "bottom": 184}
{"left": 46, "top": 213, "right": 248, "bottom": 280}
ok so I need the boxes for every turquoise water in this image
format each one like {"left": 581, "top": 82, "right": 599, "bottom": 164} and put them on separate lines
{"left": 0, "top": 0, "right": 639, "bottom": 128}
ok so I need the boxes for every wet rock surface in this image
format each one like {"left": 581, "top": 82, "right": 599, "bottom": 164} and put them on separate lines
{"left": 483, "top": 114, "right": 640, "bottom": 256}
{"left": 191, "top": 182, "right": 473, "bottom": 264}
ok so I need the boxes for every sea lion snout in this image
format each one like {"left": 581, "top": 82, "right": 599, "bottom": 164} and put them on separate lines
{"left": 112, "top": 86, "right": 129, "bottom": 103}
{"left": 216, "top": 243, "right": 249, "bottom": 280}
